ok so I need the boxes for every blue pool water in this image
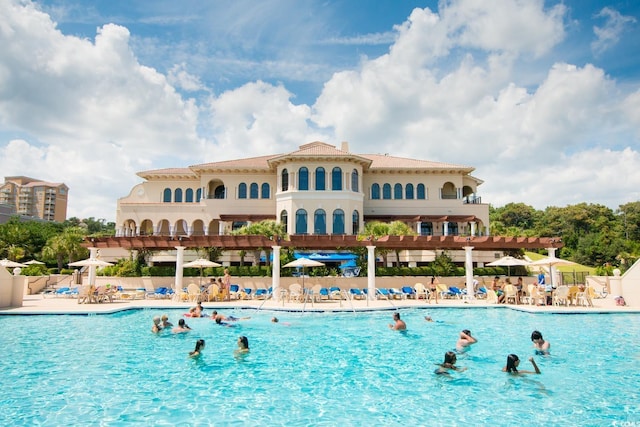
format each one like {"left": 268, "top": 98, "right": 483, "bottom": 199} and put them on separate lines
{"left": 0, "top": 308, "right": 638, "bottom": 426}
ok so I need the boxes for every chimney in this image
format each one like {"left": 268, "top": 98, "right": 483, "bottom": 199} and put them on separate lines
{"left": 341, "top": 141, "right": 349, "bottom": 152}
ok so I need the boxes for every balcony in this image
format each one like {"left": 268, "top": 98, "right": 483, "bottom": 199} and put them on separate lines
{"left": 463, "top": 195, "right": 482, "bottom": 204}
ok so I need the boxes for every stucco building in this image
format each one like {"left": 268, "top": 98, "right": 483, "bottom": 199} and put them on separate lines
{"left": 0, "top": 176, "right": 68, "bottom": 223}
{"left": 116, "top": 142, "right": 489, "bottom": 252}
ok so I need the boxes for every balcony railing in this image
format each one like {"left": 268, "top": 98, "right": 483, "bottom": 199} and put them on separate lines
{"left": 463, "top": 195, "right": 482, "bottom": 204}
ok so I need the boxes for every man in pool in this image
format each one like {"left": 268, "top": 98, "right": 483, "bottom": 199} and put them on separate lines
{"left": 456, "top": 329, "right": 478, "bottom": 353}
{"left": 172, "top": 318, "right": 192, "bottom": 333}
{"left": 531, "top": 330, "right": 550, "bottom": 355}
{"left": 388, "top": 312, "right": 406, "bottom": 331}
{"left": 210, "top": 310, "right": 250, "bottom": 322}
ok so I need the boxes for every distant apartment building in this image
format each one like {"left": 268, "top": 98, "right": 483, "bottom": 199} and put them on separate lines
{"left": 0, "top": 176, "right": 68, "bottom": 223}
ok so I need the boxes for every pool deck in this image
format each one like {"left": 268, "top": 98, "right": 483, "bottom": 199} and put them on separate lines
{"left": 1, "top": 293, "right": 638, "bottom": 315}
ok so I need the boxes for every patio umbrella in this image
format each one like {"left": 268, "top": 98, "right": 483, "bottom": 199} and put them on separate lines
{"left": 486, "top": 256, "right": 530, "bottom": 277}
{"left": 283, "top": 258, "right": 325, "bottom": 293}
{"left": 0, "top": 259, "right": 27, "bottom": 268}
{"left": 182, "top": 258, "right": 222, "bottom": 285}
{"left": 69, "top": 258, "right": 114, "bottom": 287}
{"left": 24, "top": 260, "right": 45, "bottom": 265}
{"left": 529, "top": 257, "right": 577, "bottom": 286}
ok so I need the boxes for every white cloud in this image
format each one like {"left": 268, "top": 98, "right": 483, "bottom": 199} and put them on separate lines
{"left": 592, "top": 7, "right": 637, "bottom": 55}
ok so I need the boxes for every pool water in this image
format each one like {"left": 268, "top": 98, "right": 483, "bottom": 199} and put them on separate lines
{"left": 0, "top": 308, "right": 638, "bottom": 426}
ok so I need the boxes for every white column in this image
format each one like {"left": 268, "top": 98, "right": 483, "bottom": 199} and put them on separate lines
{"left": 463, "top": 246, "right": 475, "bottom": 299}
{"left": 416, "top": 221, "right": 421, "bottom": 235}
{"left": 443, "top": 222, "right": 449, "bottom": 236}
{"left": 272, "top": 245, "right": 281, "bottom": 301}
{"left": 470, "top": 222, "right": 476, "bottom": 236}
{"left": 610, "top": 269, "right": 623, "bottom": 297}
{"left": 367, "top": 245, "right": 376, "bottom": 300}
{"left": 88, "top": 247, "right": 99, "bottom": 286}
{"left": 547, "top": 247, "right": 558, "bottom": 286}
{"left": 174, "top": 246, "right": 185, "bottom": 291}
{"left": 218, "top": 222, "right": 225, "bottom": 235}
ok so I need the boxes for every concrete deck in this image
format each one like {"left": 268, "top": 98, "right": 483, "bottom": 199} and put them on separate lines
{"left": 1, "top": 293, "right": 638, "bottom": 315}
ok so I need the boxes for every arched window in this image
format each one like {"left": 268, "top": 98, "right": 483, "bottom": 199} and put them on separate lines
{"left": 332, "top": 167, "right": 342, "bottom": 190}
{"left": 352, "top": 210, "right": 359, "bottom": 234}
{"left": 371, "top": 183, "right": 380, "bottom": 199}
{"left": 280, "top": 210, "right": 288, "bottom": 234}
{"left": 185, "top": 188, "right": 194, "bottom": 202}
{"left": 314, "top": 209, "right": 326, "bottom": 234}
{"left": 383, "top": 183, "right": 391, "bottom": 200}
{"left": 315, "top": 167, "right": 325, "bottom": 191}
{"left": 261, "top": 183, "right": 270, "bottom": 199}
{"left": 214, "top": 185, "right": 225, "bottom": 199}
{"left": 394, "top": 183, "right": 403, "bottom": 199}
{"left": 420, "top": 222, "right": 433, "bottom": 236}
{"left": 298, "top": 167, "right": 308, "bottom": 191}
{"left": 405, "top": 184, "right": 414, "bottom": 199}
{"left": 333, "top": 209, "right": 345, "bottom": 234}
{"left": 238, "top": 183, "right": 247, "bottom": 199}
{"left": 163, "top": 188, "right": 171, "bottom": 203}
{"left": 196, "top": 188, "right": 202, "bottom": 202}
{"left": 351, "top": 169, "right": 359, "bottom": 192}
{"left": 281, "top": 169, "right": 289, "bottom": 191}
{"left": 417, "top": 184, "right": 426, "bottom": 199}
{"left": 295, "top": 209, "right": 307, "bottom": 234}
{"left": 250, "top": 183, "right": 259, "bottom": 199}
{"left": 174, "top": 188, "right": 183, "bottom": 203}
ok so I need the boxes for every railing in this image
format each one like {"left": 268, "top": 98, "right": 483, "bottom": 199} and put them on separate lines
{"left": 463, "top": 196, "right": 482, "bottom": 204}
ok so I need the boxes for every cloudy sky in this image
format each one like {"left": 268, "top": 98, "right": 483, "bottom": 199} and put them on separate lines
{"left": 1, "top": 0, "right": 639, "bottom": 223}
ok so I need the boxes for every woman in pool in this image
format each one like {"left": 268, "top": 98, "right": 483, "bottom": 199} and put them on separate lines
{"left": 189, "top": 339, "right": 205, "bottom": 358}
{"left": 235, "top": 336, "right": 250, "bottom": 355}
{"left": 151, "top": 316, "right": 162, "bottom": 333}
{"left": 531, "top": 330, "right": 550, "bottom": 355}
{"left": 502, "top": 354, "right": 541, "bottom": 375}
{"left": 434, "top": 351, "right": 466, "bottom": 375}
{"left": 456, "top": 329, "right": 478, "bottom": 353}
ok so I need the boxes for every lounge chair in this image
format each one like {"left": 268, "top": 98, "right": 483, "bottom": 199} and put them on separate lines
{"left": 318, "top": 287, "right": 330, "bottom": 300}
{"left": 53, "top": 287, "right": 71, "bottom": 298}
{"left": 376, "top": 288, "right": 390, "bottom": 300}
{"left": 504, "top": 284, "right": 519, "bottom": 304}
{"left": 187, "top": 283, "right": 201, "bottom": 302}
{"left": 436, "top": 283, "right": 450, "bottom": 299}
{"left": 288, "top": 283, "right": 303, "bottom": 302}
{"left": 553, "top": 286, "right": 569, "bottom": 306}
{"left": 329, "top": 286, "right": 343, "bottom": 300}
{"left": 349, "top": 288, "right": 365, "bottom": 300}
{"left": 401, "top": 286, "right": 416, "bottom": 299}
{"left": 447, "top": 286, "right": 463, "bottom": 299}
{"left": 229, "top": 284, "right": 241, "bottom": 300}
{"left": 388, "top": 288, "right": 404, "bottom": 299}
{"left": 147, "top": 287, "right": 169, "bottom": 299}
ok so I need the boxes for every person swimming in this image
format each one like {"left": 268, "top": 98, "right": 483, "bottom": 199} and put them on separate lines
{"left": 189, "top": 339, "right": 205, "bottom": 358}
{"left": 434, "top": 351, "right": 466, "bottom": 375}
{"left": 502, "top": 354, "right": 541, "bottom": 375}
{"left": 456, "top": 329, "right": 478, "bottom": 353}
{"left": 531, "top": 330, "right": 550, "bottom": 355}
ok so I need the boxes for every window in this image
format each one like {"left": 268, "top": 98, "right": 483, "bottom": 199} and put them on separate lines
{"left": 163, "top": 188, "right": 171, "bottom": 203}
{"left": 351, "top": 169, "right": 359, "bottom": 192}
{"left": 405, "top": 184, "right": 414, "bottom": 199}
{"left": 383, "top": 184, "right": 391, "bottom": 200}
{"left": 185, "top": 188, "right": 194, "bottom": 203}
{"left": 333, "top": 209, "right": 345, "bottom": 234}
{"left": 280, "top": 210, "right": 288, "bottom": 233}
{"left": 314, "top": 209, "right": 326, "bottom": 234}
{"left": 232, "top": 221, "right": 247, "bottom": 231}
{"left": 250, "top": 183, "right": 259, "bottom": 199}
{"left": 417, "top": 184, "right": 426, "bottom": 199}
{"left": 282, "top": 169, "right": 289, "bottom": 191}
{"left": 295, "top": 209, "right": 307, "bottom": 234}
{"left": 214, "top": 185, "right": 225, "bottom": 199}
{"left": 352, "top": 210, "right": 359, "bottom": 234}
{"left": 315, "top": 167, "right": 325, "bottom": 190}
{"left": 394, "top": 183, "right": 403, "bottom": 199}
{"left": 261, "top": 183, "right": 270, "bottom": 199}
{"left": 196, "top": 188, "right": 202, "bottom": 202}
{"left": 298, "top": 167, "right": 308, "bottom": 191}
{"left": 331, "top": 167, "right": 342, "bottom": 191}
{"left": 420, "top": 222, "right": 433, "bottom": 236}
{"left": 174, "top": 189, "right": 182, "bottom": 203}
{"left": 371, "top": 183, "right": 380, "bottom": 199}
{"left": 238, "top": 183, "right": 247, "bottom": 199}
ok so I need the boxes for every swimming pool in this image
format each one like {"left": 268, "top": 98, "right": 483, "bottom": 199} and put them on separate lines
{"left": 0, "top": 308, "right": 638, "bottom": 426}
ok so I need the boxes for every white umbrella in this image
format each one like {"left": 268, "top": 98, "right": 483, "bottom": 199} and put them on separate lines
{"left": 183, "top": 258, "right": 222, "bottom": 285}
{"left": 529, "top": 257, "right": 577, "bottom": 286}
{"left": 283, "top": 258, "right": 325, "bottom": 293}
{"left": 0, "top": 259, "right": 27, "bottom": 268}
{"left": 486, "top": 256, "right": 530, "bottom": 277}
{"left": 69, "top": 258, "right": 114, "bottom": 267}
{"left": 24, "top": 260, "right": 45, "bottom": 265}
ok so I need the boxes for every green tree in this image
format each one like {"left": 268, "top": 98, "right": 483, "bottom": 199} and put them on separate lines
{"left": 42, "top": 227, "right": 88, "bottom": 270}
{"left": 232, "top": 220, "right": 287, "bottom": 266}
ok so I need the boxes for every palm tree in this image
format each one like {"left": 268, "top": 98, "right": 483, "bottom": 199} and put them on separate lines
{"left": 232, "top": 220, "right": 287, "bottom": 266}
{"left": 42, "top": 227, "right": 88, "bottom": 270}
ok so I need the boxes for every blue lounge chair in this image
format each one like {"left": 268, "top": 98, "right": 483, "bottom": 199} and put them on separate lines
{"left": 349, "top": 288, "right": 365, "bottom": 300}
{"left": 329, "top": 286, "right": 343, "bottom": 300}
{"left": 448, "top": 286, "right": 463, "bottom": 299}
{"left": 401, "top": 286, "right": 416, "bottom": 299}
{"left": 376, "top": 288, "right": 390, "bottom": 300}
{"left": 388, "top": 288, "right": 403, "bottom": 299}
{"left": 54, "top": 287, "right": 71, "bottom": 297}
{"left": 319, "top": 287, "right": 330, "bottom": 300}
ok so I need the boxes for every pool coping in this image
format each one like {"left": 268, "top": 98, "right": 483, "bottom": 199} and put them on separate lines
{"left": 1, "top": 294, "right": 638, "bottom": 316}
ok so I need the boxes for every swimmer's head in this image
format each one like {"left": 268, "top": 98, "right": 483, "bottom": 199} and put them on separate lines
{"left": 531, "top": 330, "right": 543, "bottom": 341}
{"left": 462, "top": 329, "right": 471, "bottom": 335}
{"left": 271, "top": 317, "right": 279, "bottom": 323}
{"left": 153, "top": 316, "right": 161, "bottom": 324}
{"left": 444, "top": 351, "right": 456, "bottom": 365}
{"left": 506, "top": 354, "right": 520, "bottom": 372}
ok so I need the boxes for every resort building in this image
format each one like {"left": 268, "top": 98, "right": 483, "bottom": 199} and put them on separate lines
{"left": 115, "top": 142, "right": 490, "bottom": 265}
{"left": 0, "top": 176, "right": 68, "bottom": 223}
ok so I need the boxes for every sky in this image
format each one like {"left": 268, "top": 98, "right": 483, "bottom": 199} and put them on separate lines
{"left": 0, "top": 0, "right": 639, "bottom": 223}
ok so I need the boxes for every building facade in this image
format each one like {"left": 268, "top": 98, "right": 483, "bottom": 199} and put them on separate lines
{"left": 0, "top": 176, "right": 68, "bottom": 223}
{"left": 116, "top": 141, "right": 489, "bottom": 243}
